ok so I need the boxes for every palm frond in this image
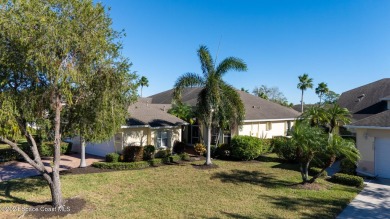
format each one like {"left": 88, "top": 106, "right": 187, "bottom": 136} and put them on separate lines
{"left": 216, "top": 57, "right": 247, "bottom": 77}
{"left": 198, "top": 45, "right": 214, "bottom": 77}
{"left": 173, "top": 72, "right": 204, "bottom": 102}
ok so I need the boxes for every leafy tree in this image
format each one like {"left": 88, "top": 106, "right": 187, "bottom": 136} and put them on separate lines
{"left": 323, "top": 90, "right": 340, "bottom": 104}
{"left": 291, "top": 123, "right": 326, "bottom": 183}
{"left": 173, "top": 45, "right": 247, "bottom": 165}
{"left": 309, "top": 134, "right": 359, "bottom": 183}
{"left": 138, "top": 76, "right": 149, "bottom": 97}
{"left": 325, "top": 104, "right": 351, "bottom": 134}
{"left": 240, "top": 87, "right": 249, "bottom": 93}
{"left": 168, "top": 103, "right": 195, "bottom": 124}
{"left": 252, "top": 85, "right": 291, "bottom": 107}
{"left": 315, "top": 82, "right": 329, "bottom": 105}
{"left": 0, "top": 0, "right": 137, "bottom": 207}
{"left": 297, "top": 74, "right": 313, "bottom": 112}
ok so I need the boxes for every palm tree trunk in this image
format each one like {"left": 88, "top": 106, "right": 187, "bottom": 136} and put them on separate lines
{"left": 140, "top": 86, "right": 143, "bottom": 97}
{"left": 79, "top": 137, "right": 87, "bottom": 168}
{"left": 205, "top": 113, "right": 213, "bottom": 165}
{"left": 301, "top": 89, "right": 304, "bottom": 113}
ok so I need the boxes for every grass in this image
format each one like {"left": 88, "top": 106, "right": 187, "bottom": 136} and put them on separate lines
{"left": 0, "top": 154, "right": 361, "bottom": 218}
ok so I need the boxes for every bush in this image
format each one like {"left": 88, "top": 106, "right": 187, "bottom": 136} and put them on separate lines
{"left": 173, "top": 141, "right": 186, "bottom": 154}
{"left": 230, "top": 136, "right": 262, "bottom": 161}
{"left": 155, "top": 149, "right": 171, "bottom": 158}
{"left": 93, "top": 155, "right": 182, "bottom": 169}
{"left": 122, "top": 146, "right": 144, "bottom": 162}
{"left": 210, "top": 145, "right": 218, "bottom": 157}
{"left": 272, "top": 137, "right": 297, "bottom": 162}
{"left": 309, "top": 167, "right": 328, "bottom": 177}
{"left": 38, "top": 141, "right": 71, "bottom": 157}
{"left": 329, "top": 173, "right": 364, "bottom": 187}
{"left": 214, "top": 143, "right": 232, "bottom": 159}
{"left": 340, "top": 159, "right": 357, "bottom": 175}
{"left": 0, "top": 148, "right": 19, "bottom": 162}
{"left": 179, "top": 152, "right": 191, "bottom": 161}
{"left": 194, "top": 143, "right": 206, "bottom": 156}
{"left": 105, "top": 153, "right": 120, "bottom": 163}
{"left": 143, "top": 145, "right": 156, "bottom": 160}
{"left": 261, "top": 139, "right": 273, "bottom": 153}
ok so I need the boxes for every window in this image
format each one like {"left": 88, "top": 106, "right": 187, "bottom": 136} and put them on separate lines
{"left": 157, "top": 131, "right": 168, "bottom": 149}
{"left": 266, "top": 122, "right": 272, "bottom": 131}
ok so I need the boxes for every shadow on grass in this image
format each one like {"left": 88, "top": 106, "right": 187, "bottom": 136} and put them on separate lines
{"left": 0, "top": 176, "right": 50, "bottom": 206}
{"left": 260, "top": 194, "right": 351, "bottom": 219}
{"left": 210, "top": 169, "right": 295, "bottom": 188}
{"left": 256, "top": 155, "right": 285, "bottom": 163}
{"left": 271, "top": 163, "right": 300, "bottom": 172}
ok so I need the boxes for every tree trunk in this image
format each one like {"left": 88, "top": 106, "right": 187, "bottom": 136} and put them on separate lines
{"left": 52, "top": 93, "right": 64, "bottom": 207}
{"left": 79, "top": 137, "right": 87, "bottom": 168}
{"left": 205, "top": 112, "right": 213, "bottom": 165}
{"left": 301, "top": 89, "right": 304, "bottom": 113}
{"left": 140, "top": 86, "right": 143, "bottom": 97}
{"left": 309, "top": 154, "right": 336, "bottom": 183}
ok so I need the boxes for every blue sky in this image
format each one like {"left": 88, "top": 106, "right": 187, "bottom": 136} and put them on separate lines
{"left": 99, "top": 0, "right": 390, "bottom": 104}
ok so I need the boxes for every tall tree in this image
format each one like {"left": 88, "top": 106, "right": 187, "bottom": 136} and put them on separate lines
{"left": 315, "top": 82, "right": 329, "bottom": 105}
{"left": 252, "top": 85, "right": 290, "bottom": 106}
{"left": 297, "top": 74, "right": 314, "bottom": 113}
{"left": 323, "top": 90, "right": 340, "bottom": 104}
{"left": 0, "top": 0, "right": 137, "bottom": 207}
{"left": 173, "top": 45, "right": 247, "bottom": 165}
{"left": 138, "top": 76, "right": 149, "bottom": 97}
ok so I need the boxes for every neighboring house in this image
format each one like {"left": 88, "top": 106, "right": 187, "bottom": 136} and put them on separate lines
{"left": 71, "top": 98, "right": 187, "bottom": 157}
{"left": 149, "top": 88, "right": 300, "bottom": 145}
{"left": 340, "top": 78, "right": 390, "bottom": 178}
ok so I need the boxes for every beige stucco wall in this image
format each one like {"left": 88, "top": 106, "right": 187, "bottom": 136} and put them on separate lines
{"left": 120, "top": 127, "right": 151, "bottom": 146}
{"left": 238, "top": 120, "right": 293, "bottom": 139}
{"left": 355, "top": 128, "right": 390, "bottom": 175}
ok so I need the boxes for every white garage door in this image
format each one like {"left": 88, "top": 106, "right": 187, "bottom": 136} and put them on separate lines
{"left": 375, "top": 138, "right": 390, "bottom": 179}
{"left": 85, "top": 138, "right": 115, "bottom": 157}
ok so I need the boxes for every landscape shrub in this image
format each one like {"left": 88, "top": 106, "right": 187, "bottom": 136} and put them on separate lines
{"left": 309, "top": 167, "right": 328, "bottom": 177}
{"left": 0, "top": 148, "right": 19, "bottom": 162}
{"left": 230, "top": 136, "right": 262, "bottom": 161}
{"left": 210, "top": 145, "right": 218, "bottom": 157}
{"left": 143, "top": 145, "right": 156, "bottom": 160}
{"left": 261, "top": 139, "right": 273, "bottom": 153}
{"left": 272, "top": 137, "right": 297, "bottom": 162}
{"left": 173, "top": 141, "right": 186, "bottom": 154}
{"left": 340, "top": 159, "right": 357, "bottom": 175}
{"left": 93, "top": 155, "right": 182, "bottom": 169}
{"left": 105, "top": 153, "right": 120, "bottom": 163}
{"left": 38, "top": 141, "right": 72, "bottom": 157}
{"left": 214, "top": 143, "right": 232, "bottom": 159}
{"left": 155, "top": 149, "right": 171, "bottom": 158}
{"left": 194, "top": 143, "right": 206, "bottom": 156}
{"left": 329, "top": 173, "right": 364, "bottom": 187}
{"left": 122, "top": 146, "right": 144, "bottom": 162}
{"left": 179, "top": 152, "right": 191, "bottom": 161}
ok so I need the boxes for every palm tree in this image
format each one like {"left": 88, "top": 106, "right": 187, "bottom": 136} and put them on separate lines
{"left": 173, "top": 45, "right": 247, "bottom": 165}
{"left": 138, "top": 76, "right": 149, "bottom": 97}
{"left": 325, "top": 104, "right": 351, "bottom": 134}
{"left": 297, "top": 74, "right": 313, "bottom": 113}
{"left": 315, "top": 82, "right": 329, "bottom": 105}
{"left": 300, "top": 105, "right": 326, "bottom": 127}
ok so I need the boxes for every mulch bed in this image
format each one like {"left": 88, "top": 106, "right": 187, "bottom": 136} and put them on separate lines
{"left": 26, "top": 197, "right": 86, "bottom": 218}
{"left": 60, "top": 166, "right": 115, "bottom": 175}
{"left": 292, "top": 182, "right": 328, "bottom": 191}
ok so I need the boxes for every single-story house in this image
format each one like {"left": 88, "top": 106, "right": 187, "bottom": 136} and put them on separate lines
{"left": 149, "top": 87, "right": 301, "bottom": 145}
{"left": 71, "top": 98, "right": 187, "bottom": 157}
{"left": 340, "top": 78, "right": 390, "bottom": 178}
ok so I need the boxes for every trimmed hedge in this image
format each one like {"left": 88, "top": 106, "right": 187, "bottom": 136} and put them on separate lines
{"left": 105, "top": 153, "right": 120, "bottom": 162}
{"left": 340, "top": 159, "right": 357, "bottom": 175}
{"left": 39, "top": 141, "right": 72, "bottom": 157}
{"left": 272, "top": 137, "right": 297, "bottom": 162}
{"left": 231, "top": 136, "right": 262, "bottom": 161}
{"left": 143, "top": 145, "right": 156, "bottom": 160}
{"left": 123, "top": 146, "right": 144, "bottom": 162}
{"left": 329, "top": 173, "right": 364, "bottom": 187}
{"left": 309, "top": 167, "right": 328, "bottom": 177}
{"left": 92, "top": 155, "right": 183, "bottom": 170}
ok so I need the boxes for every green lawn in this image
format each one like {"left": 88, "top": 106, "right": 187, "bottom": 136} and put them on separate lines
{"left": 0, "top": 155, "right": 360, "bottom": 218}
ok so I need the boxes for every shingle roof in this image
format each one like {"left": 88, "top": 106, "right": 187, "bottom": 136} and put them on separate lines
{"left": 350, "top": 110, "right": 390, "bottom": 127}
{"left": 338, "top": 78, "right": 390, "bottom": 121}
{"left": 126, "top": 99, "right": 186, "bottom": 127}
{"left": 149, "top": 88, "right": 300, "bottom": 121}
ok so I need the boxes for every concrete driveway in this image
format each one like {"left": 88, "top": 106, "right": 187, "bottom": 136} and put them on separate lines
{"left": 0, "top": 154, "right": 103, "bottom": 182}
{"left": 337, "top": 178, "right": 390, "bottom": 219}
